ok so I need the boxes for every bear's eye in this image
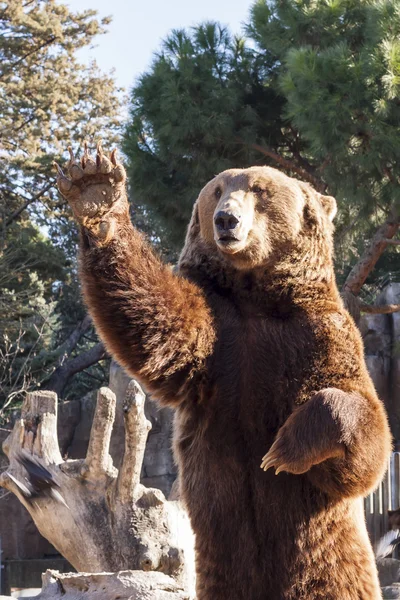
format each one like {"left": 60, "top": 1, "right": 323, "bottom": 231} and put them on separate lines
{"left": 251, "top": 185, "right": 263, "bottom": 195}
{"left": 215, "top": 186, "right": 222, "bottom": 199}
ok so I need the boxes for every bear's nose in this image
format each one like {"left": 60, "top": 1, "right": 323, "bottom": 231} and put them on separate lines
{"left": 214, "top": 211, "right": 240, "bottom": 232}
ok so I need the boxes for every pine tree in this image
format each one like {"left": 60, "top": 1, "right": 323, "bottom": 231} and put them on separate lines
{"left": 123, "top": 22, "right": 286, "bottom": 249}
{"left": 125, "top": 2, "right": 400, "bottom": 312}
{"left": 248, "top": 0, "right": 400, "bottom": 296}
{"left": 0, "top": 0, "right": 122, "bottom": 410}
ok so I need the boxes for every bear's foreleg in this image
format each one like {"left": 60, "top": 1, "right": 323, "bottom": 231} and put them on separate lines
{"left": 56, "top": 144, "right": 215, "bottom": 405}
{"left": 261, "top": 387, "right": 391, "bottom": 498}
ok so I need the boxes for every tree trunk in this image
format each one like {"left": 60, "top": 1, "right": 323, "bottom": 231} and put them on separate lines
{"left": 0, "top": 384, "right": 195, "bottom": 596}
{"left": 340, "top": 214, "right": 400, "bottom": 323}
{"left": 342, "top": 215, "right": 399, "bottom": 296}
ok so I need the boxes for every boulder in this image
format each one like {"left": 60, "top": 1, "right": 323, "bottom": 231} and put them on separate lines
{"left": 382, "top": 583, "right": 400, "bottom": 599}
{"left": 378, "top": 558, "right": 400, "bottom": 587}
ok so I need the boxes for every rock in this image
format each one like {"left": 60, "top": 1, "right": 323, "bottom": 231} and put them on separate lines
{"left": 358, "top": 284, "right": 400, "bottom": 439}
{"left": 382, "top": 583, "right": 400, "bottom": 599}
{"left": 28, "top": 570, "right": 191, "bottom": 600}
{"left": 361, "top": 313, "right": 391, "bottom": 355}
{"left": 377, "top": 558, "right": 400, "bottom": 587}
{"left": 380, "top": 283, "right": 400, "bottom": 310}
{"left": 365, "top": 355, "right": 391, "bottom": 403}
{"left": 360, "top": 311, "right": 392, "bottom": 431}
{"left": 142, "top": 401, "right": 176, "bottom": 496}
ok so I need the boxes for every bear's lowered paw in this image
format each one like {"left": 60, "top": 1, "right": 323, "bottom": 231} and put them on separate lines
{"left": 261, "top": 398, "right": 346, "bottom": 475}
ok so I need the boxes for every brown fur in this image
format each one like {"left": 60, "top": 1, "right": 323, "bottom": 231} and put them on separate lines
{"left": 58, "top": 150, "right": 391, "bottom": 600}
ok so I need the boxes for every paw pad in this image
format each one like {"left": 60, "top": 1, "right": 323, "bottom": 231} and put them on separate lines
{"left": 55, "top": 142, "right": 127, "bottom": 225}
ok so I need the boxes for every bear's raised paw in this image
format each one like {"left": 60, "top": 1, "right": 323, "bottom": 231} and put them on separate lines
{"left": 55, "top": 142, "right": 128, "bottom": 241}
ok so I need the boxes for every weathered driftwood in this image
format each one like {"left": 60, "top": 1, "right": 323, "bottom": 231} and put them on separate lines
{"left": 25, "top": 569, "right": 190, "bottom": 600}
{"left": 0, "top": 383, "right": 195, "bottom": 595}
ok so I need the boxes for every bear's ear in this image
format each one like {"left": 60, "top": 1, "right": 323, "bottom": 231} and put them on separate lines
{"left": 178, "top": 201, "right": 201, "bottom": 272}
{"left": 182, "top": 202, "right": 200, "bottom": 249}
{"left": 319, "top": 194, "right": 337, "bottom": 222}
{"left": 191, "top": 203, "right": 199, "bottom": 226}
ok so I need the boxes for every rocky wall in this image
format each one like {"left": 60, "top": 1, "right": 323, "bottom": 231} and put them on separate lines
{"left": 360, "top": 283, "right": 400, "bottom": 442}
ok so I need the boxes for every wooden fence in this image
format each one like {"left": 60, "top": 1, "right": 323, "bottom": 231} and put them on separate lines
{"left": 365, "top": 452, "right": 400, "bottom": 548}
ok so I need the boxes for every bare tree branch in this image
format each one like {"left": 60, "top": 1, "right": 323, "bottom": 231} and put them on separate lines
{"left": 342, "top": 214, "right": 400, "bottom": 296}
{"left": 0, "top": 36, "right": 56, "bottom": 79}
{"left": 360, "top": 303, "right": 400, "bottom": 315}
{"left": 5, "top": 181, "right": 53, "bottom": 226}
{"left": 44, "top": 342, "right": 107, "bottom": 398}
{"left": 50, "top": 315, "right": 93, "bottom": 370}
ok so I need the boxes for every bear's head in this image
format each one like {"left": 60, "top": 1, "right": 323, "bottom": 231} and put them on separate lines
{"left": 179, "top": 166, "right": 336, "bottom": 282}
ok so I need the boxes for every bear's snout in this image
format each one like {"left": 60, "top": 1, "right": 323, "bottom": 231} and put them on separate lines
{"left": 211, "top": 192, "right": 254, "bottom": 257}
{"left": 214, "top": 210, "right": 241, "bottom": 236}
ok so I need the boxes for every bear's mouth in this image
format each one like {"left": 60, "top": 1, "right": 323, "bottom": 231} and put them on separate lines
{"left": 216, "top": 234, "right": 246, "bottom": 254}
{"left": 218, "top": 234, "right": 239, "bottom": 243}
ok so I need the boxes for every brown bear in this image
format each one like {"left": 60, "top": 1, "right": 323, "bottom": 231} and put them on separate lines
{"left": 57, "top": 143, "right": 391, "bottom": 600}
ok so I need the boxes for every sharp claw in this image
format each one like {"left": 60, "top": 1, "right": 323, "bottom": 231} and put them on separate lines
{"left": 275, "top": 465, "right": 289, "bottom": 475}
{"left": 53, "top": 161, "right": 64, "bottom": 176}
{"left": 82, "top": 142, "right": 89, "bottom": 167}
{"left": 96, "top": 143, "right": 103, "bottom": 168}
{"left": 261, "top": 448, "right": 282, "bottom": 470}
{"left": 96, "top": 141, "right": 103, "bottom": 168}
{"left": 67, "top": 146, "right": 74, "bottom": 162}
{"left": 54, "top": 160, "right": 73, "bottom": 194}
{"left": 261, "top": 457, "right": 275, "bottom": 471}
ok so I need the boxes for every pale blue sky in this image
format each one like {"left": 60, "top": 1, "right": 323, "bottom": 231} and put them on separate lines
{"left": 66, "top": 0, "right": 254, "bottom": 91}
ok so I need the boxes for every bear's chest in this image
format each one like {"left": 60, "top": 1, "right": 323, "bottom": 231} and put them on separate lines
{"left": 175, "top": 306, "right": 321, "bottom": 474}
{"left": 207, "top": 309, "right": 318, "bottom": 425}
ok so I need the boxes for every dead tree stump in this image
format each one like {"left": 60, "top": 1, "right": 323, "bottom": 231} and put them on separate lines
{"left": 0, "top": 383, "right": 195, "bottom": 596}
